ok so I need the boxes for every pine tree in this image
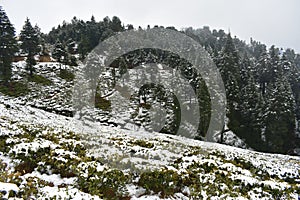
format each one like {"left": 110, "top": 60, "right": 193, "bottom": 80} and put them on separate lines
{"left": 256, "top": 49, "right": 271, "bottom": 95}
{"left": 78, "top": 16, "right": 101, "bottom": 59}
{"left": 52, "top": 40, "right": 67, "bottom": 64}
{"left": 0, "top": 6, "right": 17, "bottom": 83}
{"left": 264, "top": 74, "right": 296, "bottom": 153}
{"left": 127, "top": 24, "right": 134, "bottom": 30}
{"left": 256, "top": 46, "right": 281, "bottom": 96}
{"left": 111, "top": 16, "right": 123, "bottom": 32}
{"left": 280, "top": 52, "right": 300, "bottom": 146}
{"left": 216, "top": 33, "right": 241, "bottom": 137}
{"left": 20, "top": 18, "right": 40, "bottom": 76}
{"left": 269, "top": 45, "right": 281, "bottom": 81}
{"left": 239, "top": 55, "right": 264, "bottom": 150}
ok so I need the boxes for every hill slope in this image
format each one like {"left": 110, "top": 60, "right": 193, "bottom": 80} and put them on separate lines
{"left": 0, "top": 81, "right": 299, "bottom": 199}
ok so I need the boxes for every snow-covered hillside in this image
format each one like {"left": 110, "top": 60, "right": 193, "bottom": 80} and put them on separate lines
{"left": 0, "top": 62, "right": 299, "bottom": 199}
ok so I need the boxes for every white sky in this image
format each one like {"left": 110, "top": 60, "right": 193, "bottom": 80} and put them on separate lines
{"left": 2, "top": 0, "right": 300, "bottom": 53}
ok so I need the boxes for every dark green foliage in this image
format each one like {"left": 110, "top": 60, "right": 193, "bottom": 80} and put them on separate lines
{"left": 69, "top": 55, "right": 78, "bottom": 66}
{"left": 111, "top": 16, "right": 124, "bottom": 32}
{"left": 109, "top": 48, "right": 211, "bottom": 136}
{"left": 77, "top": 167, "right": 129, "bottom": 199}
{"left": 238, "top": 55, "right": 264, "bottom": 150}
{"left": 52, "top": 40, "right": 78, "bottom": 66}
{"left": 58, "top": 69, "right": 75, "bottom": 81}
{"left": 20, "top": 18, "right": 40, "bottom": 76}
{"left": 15, "top": 161, "right": 37, "bottom": 175}
{"left": 138, "top": 169, "right": 182, "bottom": 197}
{"left": 264, "top": 75, "right": 296, "bottom": 153}
{"left": 197, "top": 77, "right": 211, "bottom": 137}
{"left": 52, "top": 40, "right": 68, "bottom": 64}
{"left": 95, "top": 91, "right": 111, "bottom": 111}
{"left": 215, "top": 33, "right": 242, "bottom": 139}
{"left": 131, "top": 140, "right": 154, "bottom": 148}
{"left": 28, "top": 74, "right": 52, "bottom": 85}
{"left": 0, "top": 6, "right": 17, "bottom": 83}
{"left": 0, "top": 135, "right": 9, "bottom": 153}
{"left": 0, "top": 81, "right": 30, "bottom": 97}
{"left": 46, "top": 16, "right": 124, "bottom": 59}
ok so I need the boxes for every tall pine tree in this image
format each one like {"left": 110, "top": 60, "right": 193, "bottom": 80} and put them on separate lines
{"left": 264, "top": 74, "right": 296, "bottom": 153}
{"left": 216, "top": 33, "right": 241, "bottom": 139}
{"left": 52, "top": 40, "right": 67, "bottom": 64}
{"left": 239, "top": 54, "right": 264, "bottom": 150}
{"left": 0, "top": 6, "right": 17, "bottom": 83}
{"left": 20, "top": 18, "right": 40, "bottom": 76}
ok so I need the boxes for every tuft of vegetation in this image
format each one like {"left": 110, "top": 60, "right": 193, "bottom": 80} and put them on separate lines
{"left": 77, "top": 168, "right": 130, "bottom": 199}
{"left": 0, "top": 81, "right": 30, "bottom": 97}
{"left": 58, "top": 69, "right": 75, "bottom": 81}
{"left": 131, "top": 140, "right": 154, "bottom": 148}
{"left": 95, "top": 92, "right": 111, "bottom": 111}
{"left": 0, "top": 123, "right": 134, "bottom": 199}
{"left": 28, "top": 74, "right": 52, "bottom": 85}
{"left": 138, "top": 169, "right": 182, "bottom": 197}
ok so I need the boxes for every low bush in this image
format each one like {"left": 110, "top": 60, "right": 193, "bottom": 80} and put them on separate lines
{"left": 138, "top": 169, "right": 182, "bottom": 197}
{"left": 58, "top": 69, "right": 75, "bottom": 81}
{"left": 0, "top": 81, "right": 30, "bottom": 97}
{"left": 28, "top": 74, "right": 52, "bottom": 85}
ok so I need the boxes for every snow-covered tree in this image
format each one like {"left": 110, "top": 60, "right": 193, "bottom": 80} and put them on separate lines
{"left": 264, "top": 74, "right": 296, "bottom": 153}
{"left": 239, "top": 57, "right": 264, "bottom": 149}
{"left": 52, "top": 40, "right": 67, "bottom": 64}
{"left": 216, "top": 33, "right": 241, "bottom": 137}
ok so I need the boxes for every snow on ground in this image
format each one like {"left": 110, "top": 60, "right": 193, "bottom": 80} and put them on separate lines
{"left": 0, "top": 92, "right": 299, "bottom": 199}
{"left": 0, "top": 61, "right": 299, "bottom": 199}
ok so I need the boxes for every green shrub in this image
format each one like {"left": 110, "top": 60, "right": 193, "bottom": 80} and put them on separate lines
{"left": 138, "top": 169, "right": 182, "bottom": 197}
{"left": 59, "top": 69, "right": 75, "bottom": 81}
{"left": 77, "top": 166, "right": 129, "bottom": 199}
{"left": 131, "top": 140, "right": 154, "bottom": 148}
{"left": 0, "top": 81, "right": 30, "bottom": 97}
{"left": 95, "top": 92, "right": 111, "bottom": 111}
{"left": 28, "top": 74, "right": 52, "bottom": 85}
{"left": 0, "top": 136, "right": 9, "bottom": 152}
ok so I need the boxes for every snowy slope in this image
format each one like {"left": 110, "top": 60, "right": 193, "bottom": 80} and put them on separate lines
{"left": 0, "top": 61, "right": 299, "bottom": 199}
{"left": 0, "top": 93, "right": 299, "bottom": 199}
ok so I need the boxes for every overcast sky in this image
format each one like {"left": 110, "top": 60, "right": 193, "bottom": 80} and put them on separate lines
{"left": 2, "top": 0, "right": 300, "bottom": 53}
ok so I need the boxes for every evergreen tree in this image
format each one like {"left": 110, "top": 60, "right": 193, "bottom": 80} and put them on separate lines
{"left": 216, "top": 33, "right": 241, "bottom": 137}
{"left": 52, "top": 40, "right": 67, "bottom": 64}
{"left": 264, "top": 75, "right": 296, "bottom": 153}
{"left": 111, "top": 16, "right": 123, "bottom": 32}
{"left": 34, "top": 24, "right": 47, "bottom": 55}
{"left": 78, "top": 16, "right": 101, "bottom": 59}
{"left": 269, "top": 45, "right": 281, "bottom": 81}
{"left": 256, "top": 45, "right": 281, "bottom": 95}
{"left": 127, "top": 24, "right": 134, "bottom": 30}
{"left": 20, "top": 18, "right": 40, "bottom": 76}
{"left": 280, "top": 52, "right": 300, "bottom": 142}
{"left": 0, "top": 6, "right": 17, "bottom": 83}
{"left": 239, "top": 55, "right": 264, "bottom": 149}
{"left": 256, "top": 49, "right": 271, "bottom": 95}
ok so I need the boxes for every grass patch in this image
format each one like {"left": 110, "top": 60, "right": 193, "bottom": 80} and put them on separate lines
{"left": 28, "top": 74, "right": 52, "bottom": 85}
{"left": 1, "top": 124, "right": 131, "bottom": 198}
{"left": 138, "top": 169, "right": 182, "bottom": 197}
{"left": 0, "top": 81, "right": 30, "bottom": 97}
{"left": 58, "top": 69, "right": 75, "bottom": 81}
{"left": 77, "top": 167, "right": 130, "bottom": 199}
{"left": 95, "top": 92, "right": 111, "bottom": 111}
{"left": 131, "top": 140, "right": 154, "bottom": 148}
